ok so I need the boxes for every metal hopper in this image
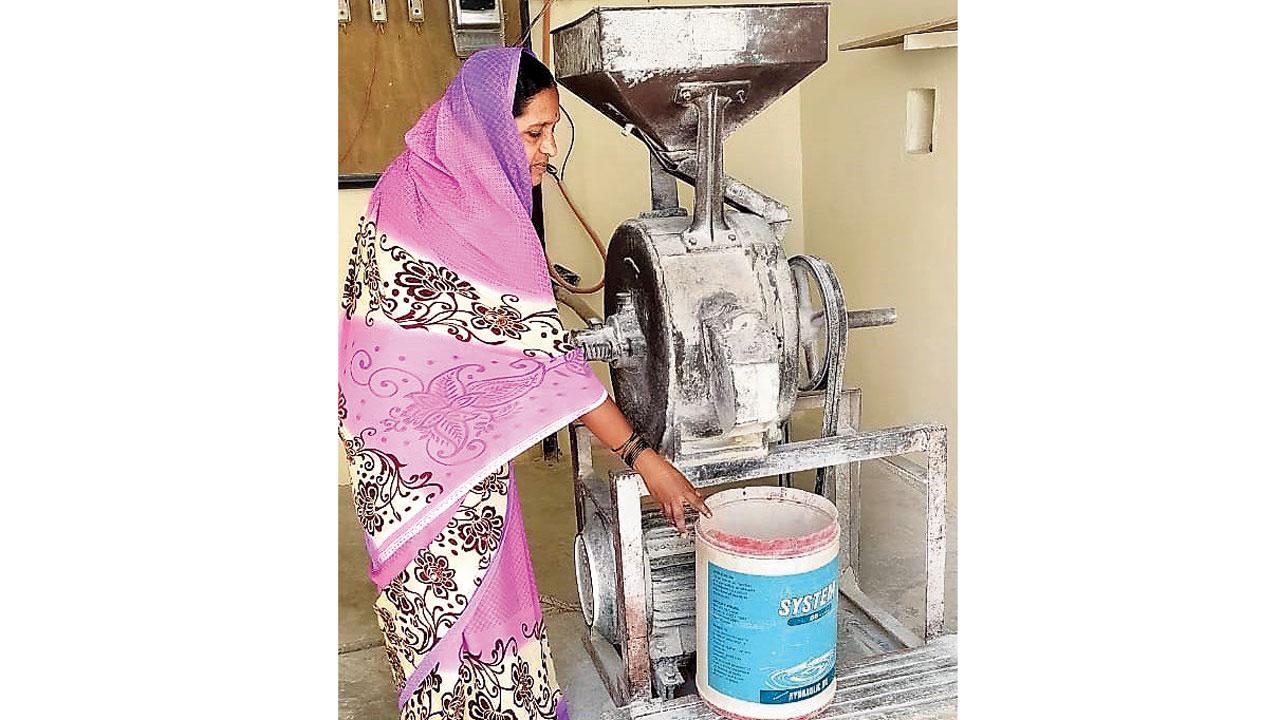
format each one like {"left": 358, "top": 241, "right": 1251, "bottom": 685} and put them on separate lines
{"left": 552, "top": 3, "right": 829, "bottom": 246}
{"left": 551, "top": 3, "right": 828, "bottom": 152}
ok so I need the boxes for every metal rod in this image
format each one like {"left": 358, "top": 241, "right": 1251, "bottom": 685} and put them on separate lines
{"left": 847, "top": 307, "right": 897, "bottom": 328}
{"left": 338, "top": 173, "right": 380, "bottom": 189}
{"left": 616, "top": 424, "right": 943, "bottom": 495}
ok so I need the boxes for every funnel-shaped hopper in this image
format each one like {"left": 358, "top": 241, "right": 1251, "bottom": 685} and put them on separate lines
{"left": 551, "top": 3, "right": 829, "bottom": 153}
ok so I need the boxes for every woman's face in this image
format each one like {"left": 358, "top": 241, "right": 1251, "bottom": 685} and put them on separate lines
{"left": 514, "top": 87, "right": 560, "bottom": 186}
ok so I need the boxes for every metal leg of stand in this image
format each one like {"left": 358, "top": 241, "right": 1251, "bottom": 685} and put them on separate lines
{"left": 923, "top": 428, "right": 948, "bottom": 641}
{"left": 612, "top": 471, "right": 654, "bottom": 702}
{"left": 570, "top": 423, "right": 591, "bottom": 528}
{"left": 779, "top": 420, "right": 792, "bottom": 487}
{"left": 831, "top": 389, "right": 861, "bottom": 580}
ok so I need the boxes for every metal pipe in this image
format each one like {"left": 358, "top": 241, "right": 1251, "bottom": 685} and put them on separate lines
{"left": 649, "top": 153, "right": 679, "bottom": 211}
{"left": 554, "top": 284, "right": 602, "bottom": 324}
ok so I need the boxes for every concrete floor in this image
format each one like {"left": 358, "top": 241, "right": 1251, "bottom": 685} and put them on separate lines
{"left": 339, "top": 421, "right": 958, "bottom": 720}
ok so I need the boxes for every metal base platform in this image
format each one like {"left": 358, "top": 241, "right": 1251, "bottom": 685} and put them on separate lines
{"left": 602, "top": 632, "right": 957, "bottom": 720}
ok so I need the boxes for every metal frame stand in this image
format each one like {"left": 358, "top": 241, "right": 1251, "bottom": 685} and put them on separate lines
{"left": 570, "top": 387, "right": 948, "bottom": 707}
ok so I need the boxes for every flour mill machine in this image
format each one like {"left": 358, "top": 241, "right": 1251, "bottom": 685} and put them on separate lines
{"left": 554, "top": 5, "right": 956, "bottom": 719}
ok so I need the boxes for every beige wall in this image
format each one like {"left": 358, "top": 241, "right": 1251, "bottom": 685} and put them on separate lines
{"left": 337, "top": 188, "right": 370, "bottom": 485}
{"left": 338, "top": 188, "right": 372, "bottom": 297}
{"left": 799, "top": 1, "right": 958, "bottom": 495}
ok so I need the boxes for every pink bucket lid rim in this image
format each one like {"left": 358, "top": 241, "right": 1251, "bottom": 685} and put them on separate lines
{"left": 696, "top": 488, "right": 839, "bottom": 559}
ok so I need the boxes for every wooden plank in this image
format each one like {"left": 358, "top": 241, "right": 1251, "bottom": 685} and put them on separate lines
{"left": 828, "top": 642, "right": 957, "bottom": 693}
{"left": 619, "top": 635, "right": 962, "bottom": 712}
{"left": 903, "top": 30, "right": 957, "bottom": 51}
{"left": 841, "top": 704, "right": 956, "bottom": 720}
{"left": 823, "top": 668, "right": 956, "bottom": 715}
{"left": 838, "top": 17, "right": 958, "bottom": 52}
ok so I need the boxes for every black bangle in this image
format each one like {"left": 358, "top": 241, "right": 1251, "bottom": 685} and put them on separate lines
{"left": 625, "top": 438, "right": 651, "bottom": 468}
{"left": 613, "top": 431, "right": 651, "bottom": 469}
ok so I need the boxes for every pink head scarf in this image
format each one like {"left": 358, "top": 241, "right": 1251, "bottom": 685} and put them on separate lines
{"left": 339, "top": 47, "right": 607, "bottom": 588}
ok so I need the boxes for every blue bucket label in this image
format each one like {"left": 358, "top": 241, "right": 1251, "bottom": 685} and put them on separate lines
{"left": 706, "top": 557, "right": 838, "bottom": 704}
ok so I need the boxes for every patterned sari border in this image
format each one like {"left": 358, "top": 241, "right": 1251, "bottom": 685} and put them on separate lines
{"left": 396, "top": 477, "right": 521, "bottom": 707}
{"left": 372, "top": 384, "right": 608, "bottom": 584}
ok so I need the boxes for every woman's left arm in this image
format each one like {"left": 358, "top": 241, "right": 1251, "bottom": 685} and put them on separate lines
{"left": 577, "top": 397, "right": 711, "bottom": 535}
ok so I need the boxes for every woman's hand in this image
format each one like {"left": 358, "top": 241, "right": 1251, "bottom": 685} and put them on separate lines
{"left": 574, "top": 398, "right": 711, "bottom": 534}
{"left": 633, "top": 449, "right": 712, "bottom": 536}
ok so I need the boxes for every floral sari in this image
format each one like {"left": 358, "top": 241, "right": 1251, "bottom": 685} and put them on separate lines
{"left": 339, "top": 47, "right": 608, "bottom": 719}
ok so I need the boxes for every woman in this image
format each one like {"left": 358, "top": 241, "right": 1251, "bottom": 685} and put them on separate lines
{"left": 339, "top": 47, "right": 710, "bottom": 719}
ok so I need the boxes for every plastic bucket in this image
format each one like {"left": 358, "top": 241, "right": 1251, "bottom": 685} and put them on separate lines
{"left": 695, "top": 486, "right": 840, "bottom": 719}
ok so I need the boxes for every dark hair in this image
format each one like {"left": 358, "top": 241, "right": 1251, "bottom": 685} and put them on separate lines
{"left": 512, "top": 51, "right": 556, "bottom": 117}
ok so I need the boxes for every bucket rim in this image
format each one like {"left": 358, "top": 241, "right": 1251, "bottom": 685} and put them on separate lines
{"left": 696, "top": 486, "right": 839, "bottom": 559}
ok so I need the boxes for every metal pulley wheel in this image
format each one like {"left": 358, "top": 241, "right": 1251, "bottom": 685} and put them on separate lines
{"left": 789, "top": 255, "right": 847, "bottom": 394}
{"left": 788, "top": 255, "right": 848, "bottom": 498}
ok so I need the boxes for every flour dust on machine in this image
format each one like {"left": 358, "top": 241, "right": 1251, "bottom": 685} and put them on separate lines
{"left": 549, "top": 4, "right": 956, "bottom": 719}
